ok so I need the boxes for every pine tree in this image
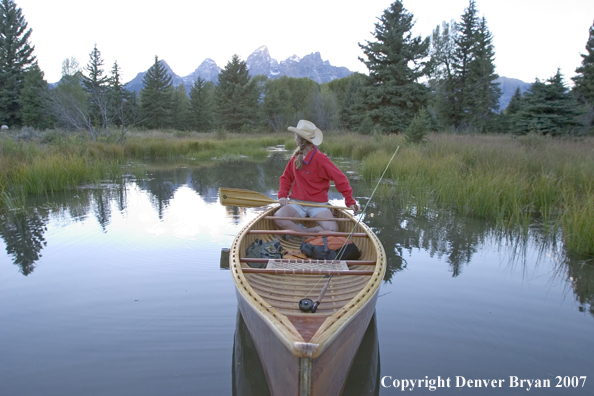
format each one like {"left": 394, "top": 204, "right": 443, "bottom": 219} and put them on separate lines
{"left": 513, "top": 69, "right": 582, "bottom": 136}
{"left": 335, "top": 73, "right": 367, "bottom": 131}
{"left": 19, "top": 62, "right": 53, "bottom": 128}
{"left": 189, "top": 77, "right": 214, "bottom": 132}
{"left": 171, "top": 84, "right": 190, "bottom": 130}
{"left": 573, "top": 20, "right": 594, "bottom": 126}
{"left": 428, "top": 21, "right": 458, "bottom": 129}
{"left": 505, "top": 87, "right": 522, "bottom": 116}
{"left": 357, "top": 0, "right": 430, "bottom": 133}
{"left": 82, "top": 45, "right": 110, "bottom": 132}
{"left": 430, "top": 1, "right": 500, "bottom": 131}
{"left": 443, "top": 0, "right": 480, "bottom": 129}
{"left": 0, "top": 0, "right": 36, "bottom": 126}
{"left": 215, "top": 54, "right": 260, "bottom": 131}
{"left": 465, "top": 16, "right": 501, "bottom": 131}
{"left": 404, "top": 108, "right": 431, "bottom": 143}
{"left": 109, "top": 61, "right": 141, "bottom": 141}
{"left": 139, "top": 56, "right": 173, "bottom": 129}
{"left": 109, "top": 61, "right": 124, "bottom": 126}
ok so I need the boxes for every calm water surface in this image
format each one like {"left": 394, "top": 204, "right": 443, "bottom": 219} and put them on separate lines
{"left": 1, "top": 155, "right": 593, "bottom": 396}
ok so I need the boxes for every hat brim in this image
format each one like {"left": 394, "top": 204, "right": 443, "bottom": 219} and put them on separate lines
{"left": 288, "top": 126, "right": 323, "bottom": 146}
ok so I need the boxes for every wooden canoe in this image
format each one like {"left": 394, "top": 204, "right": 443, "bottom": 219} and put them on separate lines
{"left": 232, "top": 309, "right": 381, "bottom": 396}
{"left": 229, "top": 205, "right": 387, "bottom": 396}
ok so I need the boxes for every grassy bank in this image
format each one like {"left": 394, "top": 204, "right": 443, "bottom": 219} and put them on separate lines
{"left": 1, "top": 129, "right": 593, "bottom": 255}
{"left": 0, "top": 130, "right": 291, "bottom": 208}
{"left": 345, "top": 133, "right": 594, "bottom": 255}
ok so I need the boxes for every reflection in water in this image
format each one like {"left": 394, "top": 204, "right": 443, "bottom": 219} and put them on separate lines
{"left": 0, "top": 209, "right": 48, "bottom": 275}
{"left": 232, "top": 310, "right": 380, "bottom": 396}
{"left": 0, "top": 157, "right": 592, "bottom": 317}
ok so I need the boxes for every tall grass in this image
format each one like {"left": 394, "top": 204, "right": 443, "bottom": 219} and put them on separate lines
{"left": 2, "top": 129, "right": 593, "bottom": 255}
{"left": 355, "top": 133, "right": 594, "bottom": 255}
{"left": 0, "top": 136, "right": 123, "bottom": 200}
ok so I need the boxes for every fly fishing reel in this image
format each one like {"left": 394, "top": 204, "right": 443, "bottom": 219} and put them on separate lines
{"left": 299, "top": 298, "right": 314, "bottom": 312}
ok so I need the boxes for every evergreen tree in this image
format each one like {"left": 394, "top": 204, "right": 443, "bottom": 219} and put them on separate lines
{"left": 505, "top": 87, "right": 522, "bottom": 116}
{"left": 19, "top": 62, "right": 53, "bottom": 128}
{"left": 357, "top": 0, "right": 430, "bottom": 133}
{"left": 215, "top": 54, "right": 260, "bottom": 131}
{"left": 171, "top": 84, "right": 190, "bottom": 130}
{"left": 189, "top": 77, "right": 215, "bottom": 132}
{"left": 465, "top": 16, "right": 501, "bottom": 131}
{"left": 428, "top": 21, "right": 458, "bottom": 129}
{"left": 404, "top": 108, "right": 431, "bottom": 143}
{"left": 572, "top": 20, "right": 594, "bottom": 126}
{"left": 109, "top": 61, "right": 124, "bottom": 126}
{"left": 451, "top": 0, "right": 479, "bottom": 126}
{"left": 512, "top": 69, "right": 582, "bottom": 136}
{"left": 430, "top": 1, "right": 501, "bottom": 131}
{"left": 139, "top": 56, "right": 173, "bottom": 129}
{"left": 0, "top": 0, "right": 36, "bottom": 126}
{"left": 337, "top": 73, "right": 368, "bottom": 131}
{"left": 109, "top": 61, "right": 141, "bottom": 141}
{"left": 82, "top": 44, "right": 110, "bottom": 132}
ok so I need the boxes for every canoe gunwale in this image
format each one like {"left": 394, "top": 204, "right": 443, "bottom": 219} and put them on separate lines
{"left": 230, "top": 205, "right": 386, "bottom": 359}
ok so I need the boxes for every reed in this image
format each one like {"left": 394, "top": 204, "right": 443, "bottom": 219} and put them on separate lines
{"left": 356, "top": 133, "right": 594, "bottom": 255}
{"left": 2, "top": 130, "right": 593, "bottom": 254}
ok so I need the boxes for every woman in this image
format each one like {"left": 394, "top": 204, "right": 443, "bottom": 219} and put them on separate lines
{"left": 275, "top": 120, "right": 359, "bottom": 233}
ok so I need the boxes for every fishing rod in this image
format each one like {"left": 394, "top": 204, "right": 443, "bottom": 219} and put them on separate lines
{"left": 299, "top": 146, "right": 400, "bottom": 313}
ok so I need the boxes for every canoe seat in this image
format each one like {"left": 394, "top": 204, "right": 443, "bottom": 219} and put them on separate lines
{"left": 266, "top": 259, "right": 349, "bottom": 271}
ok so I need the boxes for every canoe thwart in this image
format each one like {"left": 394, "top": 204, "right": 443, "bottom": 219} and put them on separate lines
{"left": 263, "top": 216, "right": 354, "bottom": 222}
{"left": 248, "top": 230, "right": 368, "bottom": 237}
{"left": 241, "top": 268, "right": 374, "bottom": 276}
{"left": 241, "top": 258, "right": 377, "bottom": 265}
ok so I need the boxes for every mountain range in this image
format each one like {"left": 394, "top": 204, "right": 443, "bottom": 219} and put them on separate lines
{"left": 123, "top": 45, "right": 351, "bottom": 94}
{"left": 122, "top": 45, "right": 530, "bottom": 110}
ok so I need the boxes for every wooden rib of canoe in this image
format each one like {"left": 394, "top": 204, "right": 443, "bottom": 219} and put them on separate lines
{"left": 229, "top": 205, "right": 387, "bottom": 396}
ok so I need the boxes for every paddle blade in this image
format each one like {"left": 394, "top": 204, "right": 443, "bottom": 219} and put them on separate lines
{"left": 219, "top": 187, "right": 278, "bottom": 208}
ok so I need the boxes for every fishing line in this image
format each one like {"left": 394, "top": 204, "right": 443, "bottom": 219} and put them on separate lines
{"left": 299, "top": 146, "right": 400, "bottom": 312}
{"left": 335, "top": 146, "right": 400, "bottom": 259}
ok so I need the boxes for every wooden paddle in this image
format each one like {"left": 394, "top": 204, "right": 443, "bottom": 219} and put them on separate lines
{"left": 219, "top": 187, "right": 351, "bottom": 210}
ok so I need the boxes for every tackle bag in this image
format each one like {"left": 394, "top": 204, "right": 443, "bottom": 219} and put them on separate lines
{"left": 300, "top": 236, "right": 361, "bottom": 261}
{"left": 245, "top": 239, "right": 283, "bottom": 268}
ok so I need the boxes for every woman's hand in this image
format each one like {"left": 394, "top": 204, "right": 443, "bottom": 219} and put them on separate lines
{"left": 279, "top": 198, "right": 288, "bottom": 206}
{"left": 350, "top": 204, "right": 360, "bottom": 215}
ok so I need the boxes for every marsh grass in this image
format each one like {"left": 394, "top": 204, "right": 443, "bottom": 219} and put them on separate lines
{"left": 2, "top": 129, "right": 593, "bottom": 255}
{"left": 356, "top": 133, "right": 594, "bottom": 255}
{"left": 0, "top": 131, "right": 289, "bottom": 208}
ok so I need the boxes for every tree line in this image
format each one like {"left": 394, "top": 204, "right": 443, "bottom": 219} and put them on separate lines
{"left": 1, "top": 0, "right": 593, "bottom": 140}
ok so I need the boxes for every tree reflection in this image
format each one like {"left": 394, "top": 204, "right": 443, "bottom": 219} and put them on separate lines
{"left": 361, "top": 197, "right": 487, "bottom": 280}
{"left": 0, "top": 209, "right": 48, "bottom": 275}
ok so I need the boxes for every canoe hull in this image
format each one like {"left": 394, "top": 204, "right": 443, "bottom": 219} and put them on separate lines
{"left": 237, "top": 285, "right": 379, "bottom": 396}
{"left": 230, "top": 205, "right": 386, "bottom": 396}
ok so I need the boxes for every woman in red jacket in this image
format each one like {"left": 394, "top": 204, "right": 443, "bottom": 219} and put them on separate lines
{"left": 274, "top": 120, "right": 359, "bottom": 233}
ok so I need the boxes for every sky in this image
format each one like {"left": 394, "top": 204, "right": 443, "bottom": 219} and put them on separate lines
{"left": 15, "top": 0, "right": 594, "bottom": 85}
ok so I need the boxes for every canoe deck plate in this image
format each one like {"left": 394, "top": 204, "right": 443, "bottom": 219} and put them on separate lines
{"left": 266, "top": 259, "right": 349, "bottom": 271}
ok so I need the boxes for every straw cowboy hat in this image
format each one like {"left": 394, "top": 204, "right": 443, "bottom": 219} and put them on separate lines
{"left": 288, "top": 120, "right": 323, "bottom": 146}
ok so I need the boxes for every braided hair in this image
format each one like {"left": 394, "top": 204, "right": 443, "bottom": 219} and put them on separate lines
{"left": 293, "top": 135, "right": 313, "bottom": 170}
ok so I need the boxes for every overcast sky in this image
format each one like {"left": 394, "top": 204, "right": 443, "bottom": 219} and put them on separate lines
{"left": 15, "top": 0, "right": 594, "bottom": 85}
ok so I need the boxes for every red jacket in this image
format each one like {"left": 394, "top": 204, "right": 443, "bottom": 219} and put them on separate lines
{"left": 278, "top": 147, "right": 356, "bottom": 207}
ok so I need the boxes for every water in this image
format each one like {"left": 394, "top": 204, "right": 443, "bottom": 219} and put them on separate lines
{"left": 1, "top": 156, "right": 592, "bottom": 396}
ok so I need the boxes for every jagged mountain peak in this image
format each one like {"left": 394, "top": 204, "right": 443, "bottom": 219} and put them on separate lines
{"left": 123, "top": 46, "right": 354, "bottom": 93}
